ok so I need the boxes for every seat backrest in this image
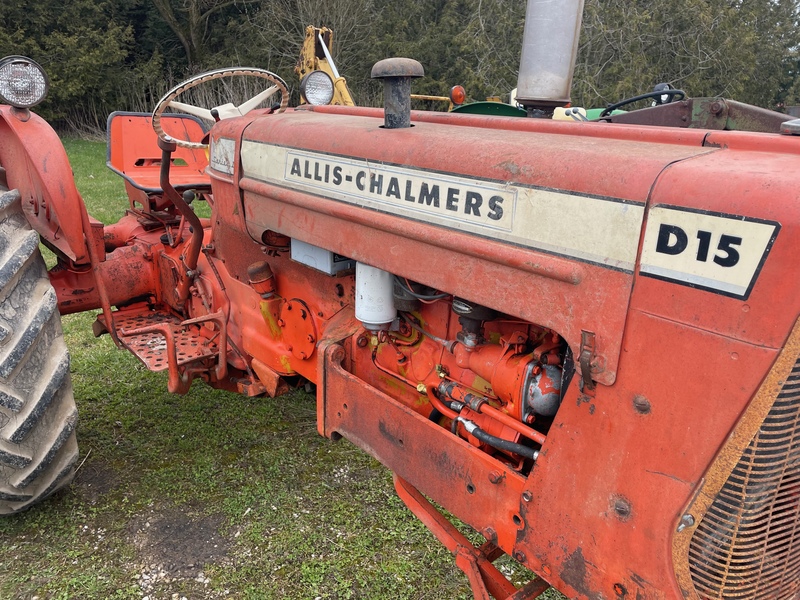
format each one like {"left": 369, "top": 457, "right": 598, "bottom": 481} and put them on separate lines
{"left": 106, "top": 112, "right": 210, "bottom": 192}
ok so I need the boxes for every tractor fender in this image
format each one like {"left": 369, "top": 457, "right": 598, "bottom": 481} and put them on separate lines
{"left": 0, "top": 106, "right": 89, "bottom": 265}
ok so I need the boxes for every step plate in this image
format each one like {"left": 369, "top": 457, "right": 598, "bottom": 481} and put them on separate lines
{"left": 104, "top": 309, "right": 218, "bottom": 372}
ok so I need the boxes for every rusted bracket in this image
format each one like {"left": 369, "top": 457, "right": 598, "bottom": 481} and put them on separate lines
{"left": 579, "top": 330, "right": 597, "bottom": 394}
{"left": 182, "top": 310, "right": 228, "bottom": 382}
{"left": 393, "top": 475, "right": 550, "bottom": 600}
{"left": 77, "top": 195, "right": 119, "bottom": 346}
{"left": 602, "top": 97, "right": 790, "bottom": 133}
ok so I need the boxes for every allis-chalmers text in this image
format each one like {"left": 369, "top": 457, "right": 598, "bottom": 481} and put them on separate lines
{"left": 284, "top": 151, "right": 515, "bottom": 232}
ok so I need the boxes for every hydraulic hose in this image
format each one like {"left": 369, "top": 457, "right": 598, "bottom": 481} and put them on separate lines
{"left": 458, "top": 417, "right": 539, "bottom": 462}
{"left": 425, "top": 386, "right": 460, "bottom": 420}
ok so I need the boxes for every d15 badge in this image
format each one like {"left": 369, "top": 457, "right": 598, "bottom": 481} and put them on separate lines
{"left": 640, "top": 205, "right": 780, "bottom": 299}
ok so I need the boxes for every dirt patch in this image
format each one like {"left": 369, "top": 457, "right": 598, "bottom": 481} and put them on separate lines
{"left": 129, "top": 507, "right": 229, "bottom": 578}
{"left": 73, "top": 460, "right": 119, "bottom": 503}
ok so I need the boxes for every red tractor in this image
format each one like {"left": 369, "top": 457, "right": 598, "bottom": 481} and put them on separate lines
{"left": 1, "top": 1, "right": 799, "bottom": 597}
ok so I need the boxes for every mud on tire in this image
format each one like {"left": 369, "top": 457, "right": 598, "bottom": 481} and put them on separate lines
{"left": 0, "top": 188, "right": 79, "bottom": 514}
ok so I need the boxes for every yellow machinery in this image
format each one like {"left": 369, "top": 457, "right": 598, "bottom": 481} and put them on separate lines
{"left": 295, "top": 26, "right": 355, "bottom": 106}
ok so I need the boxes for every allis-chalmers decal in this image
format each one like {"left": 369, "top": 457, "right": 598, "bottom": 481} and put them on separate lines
{"left": 210, "top": 137, "right": 236, "bottom": 174}
{"left": 640, "top": 205, "right": 780, "bottom": 299}
{"left": 239, "top": 141, "right": 646, "bottom": 272}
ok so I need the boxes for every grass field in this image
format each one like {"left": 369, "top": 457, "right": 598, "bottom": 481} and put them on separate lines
{"left": 0, "top": 138, "right": 554, "bottom": 600}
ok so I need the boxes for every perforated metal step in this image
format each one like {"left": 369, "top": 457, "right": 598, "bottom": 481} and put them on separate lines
{"left": 98, "top": 307, "right": 218, "bottom": 372}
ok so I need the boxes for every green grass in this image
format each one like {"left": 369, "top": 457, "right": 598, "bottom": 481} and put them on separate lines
{"left": 0, "top": 138, "right": 555, "bottom": 600}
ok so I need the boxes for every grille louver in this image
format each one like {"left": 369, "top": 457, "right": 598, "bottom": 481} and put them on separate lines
{"left": 689, "top": 360, "right": 800, "bottom": 598}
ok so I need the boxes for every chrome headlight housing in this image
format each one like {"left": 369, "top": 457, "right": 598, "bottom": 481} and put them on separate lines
{"left": 0, "top": 56, "right": 49, "bottom": 108}
{"left": 300, "top": 71, "right": 334, "bottom": 106}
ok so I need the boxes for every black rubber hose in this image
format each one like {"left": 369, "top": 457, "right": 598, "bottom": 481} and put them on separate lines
{"left": 471, "top": 425, "right": 539, "bottom": 462}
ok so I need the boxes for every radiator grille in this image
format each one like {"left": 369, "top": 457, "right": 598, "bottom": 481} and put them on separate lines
{"left": 689, "top": 360, "right": 800, "bottom": 599}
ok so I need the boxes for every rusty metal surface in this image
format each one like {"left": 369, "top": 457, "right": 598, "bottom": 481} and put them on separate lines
{"left": 0, "top": 107, "right": 89, "bottom": 264}
{"left": 103, "top": 305, "right": 219, "bottom": 372}
{"left": 604, "top": 99, "right": 694, "bottom": 127}
{"left": 393, "top": 474, "right": 524, "bottom": 599}
{"left": 370, "top": 57, "right": 424, "bottom": 79}
{"left": 517, "top": 310, "right": 781, "bottom": 598}
{"left": 724, "top": 99, "right": 791, "bottom": 132}
{"left": 278, "top": 298, "right": 317, "bottom": 360}
{"left": 238, "top": 110, "right": 715, "bottom": 387}
{"left": 50, "top": 243, "right": 156, "bottom": 315}
{"left": 320, "top": 342, "right": 531, "bottom": 559}
{"left": 672, "top": 316, "right": 800, "bottom": 599}
{"left": 603, "top": 97, "right": 790, "bottom": 132}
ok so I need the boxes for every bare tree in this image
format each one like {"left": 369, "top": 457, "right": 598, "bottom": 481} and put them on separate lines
{"left": 151, "top": 0, "right": 259, "bottom": 66}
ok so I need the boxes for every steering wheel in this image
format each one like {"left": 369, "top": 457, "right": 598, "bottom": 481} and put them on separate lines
{"left": 152, "top": 67, "right": 289, "bottom": 149}
{"left": 599, "top": 89, "right": 686, "bottom": 118}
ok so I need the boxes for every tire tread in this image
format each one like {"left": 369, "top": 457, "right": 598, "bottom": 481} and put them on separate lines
{"left": 0, "top": 187, "right": 80, "bottom": 514}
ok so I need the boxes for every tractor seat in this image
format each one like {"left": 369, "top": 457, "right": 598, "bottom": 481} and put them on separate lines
{"left": 106, "top": 111, "right": 211, "bottom": 193}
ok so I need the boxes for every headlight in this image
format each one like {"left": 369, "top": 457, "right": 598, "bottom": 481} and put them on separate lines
{"left": 300, "top": 71, "right": 334, "bottom": 106}
{"left": 0, "top": 56, "right": 49, "bottom": 108}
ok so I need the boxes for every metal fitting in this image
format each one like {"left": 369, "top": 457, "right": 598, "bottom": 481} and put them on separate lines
{"left": 247, "top": 261, "right": 277, "bottom": 299}
{"left": 459, "top": 418, "right": 477, "bottom": 435}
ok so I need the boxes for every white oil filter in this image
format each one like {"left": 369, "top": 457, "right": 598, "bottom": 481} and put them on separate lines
{"left": 355, "top": 262, "right": 396, "bottom": 330}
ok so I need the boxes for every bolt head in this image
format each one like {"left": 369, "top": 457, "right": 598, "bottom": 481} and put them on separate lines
{"left": 632, "top": 395, "right": 651, "bottom": 415}
{"left": 677, "top": 513, "right": 695, "bottom": 532}
{"left": 482, "top": 527, "right": 497, "bottom": 544}
{"left": 613, "top": 498, "right": 632, "bottom": 520}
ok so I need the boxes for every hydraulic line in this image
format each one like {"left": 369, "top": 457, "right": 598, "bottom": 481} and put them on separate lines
{"left": 439, "top": 381, "right": 547, "bottom": 446}
{"left": 399, "top": 313, "right": 453, "bottom": 349}
{"left": 480, "top": 402, "right": 547, "bottom": 446}
{"left": 426, "top": 386, "right": 459, "bottom": 420}
{"left": 371, "top": 348, "right": 418, "bottom": 389}
{"left": 429, "top": 383, "right": 546, "bottom": 460}
{"left": 458, "top": 418, "right": 540, "bottom": 462}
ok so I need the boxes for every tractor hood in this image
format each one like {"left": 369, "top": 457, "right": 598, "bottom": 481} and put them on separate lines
{"left": 208, "top": 106, "right": 800, "bottom": 386}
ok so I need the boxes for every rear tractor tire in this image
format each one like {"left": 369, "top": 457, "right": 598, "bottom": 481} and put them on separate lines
{"left": 0, "top": 187, "right": 79, "bottom": 514}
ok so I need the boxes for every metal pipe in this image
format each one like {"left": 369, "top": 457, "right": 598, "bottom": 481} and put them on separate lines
{"left": 78, "top": 202, "right": 119, "bottom": 345}
{"left": 516, "top": 0, "right": 585, "bottom": 115}
{"left": 371, "top": 58, "right": 424, "bottom": 129}
{"left": 479, "top": 402, "right": 547, "bottom": 447}
{"left": 439, "top": 380, "right": 547, "bottom": 446}
{"left": 158, "top": 137, "right": 204, "bottom": 308}
{"left": 426, "top": 386, "right": 459, "bottom": 421}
